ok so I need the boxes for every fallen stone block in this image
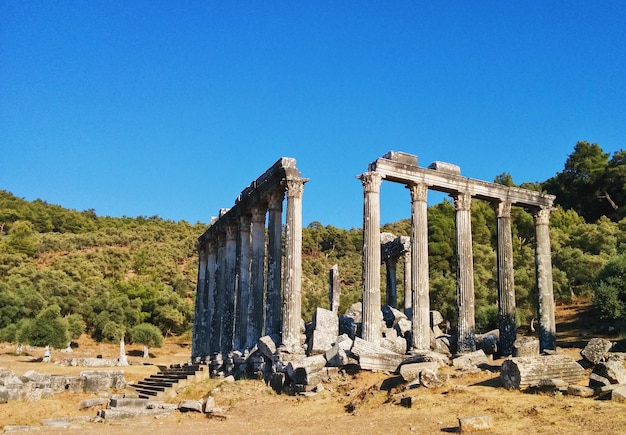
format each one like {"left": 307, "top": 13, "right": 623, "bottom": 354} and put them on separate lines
{"left": 108, "top": 397, "right": 149, "bottom": 409}
{"left": 258, "top": 335, "right": 278, "bottom": 360}
{"left": 0, "top": 386, "right": 8, "bottom": 404}
{"left": 501, "top": 355, "right": 585, "bottom": 389}
{"left": 179, "top": 399, "right": 203, "bottom": 412}
{"left": 312, "top": 307, "right": 339, "bottom": 337}
{"left": 592, "top": 360, "right": 626, "bottom": 385}
{"left": 80, "top": 398, "right": 106, "bottom": 409}
{"left": 452, "top": 350, "right": 489, "bottom": 370}
{"left": 581, "top": 338, "right": 613, "bottom": 365}
{"left": 398, "top": 361, "right": 439, "bottom": 383}
{"left": 382, "top": 305, "right": 407, "bottom": 328}
{"left": 380, "top": 336, "right": 407, "bottom": 355}
{"left": 589, "top": 372, "right": 612, "bottom": 389}
{"left": 420, "top": 368, "right": 448, "bottom": 389}
{"left": 41, "top": 416, "right": 91, "bottom": 428}
{"left": 204, "top": 396, "right": 216, "bottom": 412}
{"left": 325, "top": 345, "right": 350, "bottom": 367}
{"left": 612, "top": 385, "right": 626, "bottom": 402}
{"left": 400, "top": 396, "right": 416, "bottom": 408}
{"left": 286, "top": 355, "right": 327, "bottom": 384}
{"left": 307, "top": 329, "right": 336, "bottom": 356}
{"left": 513, "top": 336, "right": 540, "bottom": 357}
{"left": 567, "top": 385, "right": 595, "bottom": 397}
{"left": 359, "top": 353, "right": 407, "bottom": 372}
{"left": 458, "top": 414, "right": 493, "bottom": 432}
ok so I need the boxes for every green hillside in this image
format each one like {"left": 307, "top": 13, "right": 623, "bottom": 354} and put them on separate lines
{"left": 2, "top": 141, "right": 626, "bottom": 348}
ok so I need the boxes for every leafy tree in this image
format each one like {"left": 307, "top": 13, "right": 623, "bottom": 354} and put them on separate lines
{"left": 593, "top": 254, "right": 626, "bottom": 323}
{"left": 20, "top": 305, "right": 69, "bottom": 349}
{"left": 5, "top": 220, "right": 37, "bottom": 256}
{"left": 131, "top": 323, "right": 163, "bottom": 358}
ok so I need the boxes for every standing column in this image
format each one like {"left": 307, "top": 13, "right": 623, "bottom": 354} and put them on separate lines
{"left": 403, "top": 248, "right": 412, "bottom": 318}
{"left": 282, "top": 177, "right": 306, "bottom": 351}
{"left": 192, "top": 244, "right": 208, "bottom": 360}
{"left": 220, "top": 224, "right": 237, "bottom": 353}
{"left": 385, "top": 256, "right": 398, "bottom": 308}
{"left": 205, "top": 241, "right": 217, "bottom": 356}
{"left": 329, "top": 264, "right": 341, "bottom": 313}
{"left": 359, "top": 172, "right": 383, "bottom": 343}
{"left": 535, "top": 207, "right": 556, "bottom": 351}
{"left": 455, "top": 191, "right": 476, "bottom": 353}
{"left": 247, "top": 204, "right": 267, "bottom": 349}
{"left": 211, "top": 233, "right": 227, "bottom": 355}
{"left": 234, "top": 215, "right": 251, "bottom": 351}
{"left": 409, "top": 183, "right": 430, "bottom": 351}
{"left": 495, "top": 200, "right": 516, "bottom": 356}
{"left": 266, "top": 190, "right": 284, "bottom": 337}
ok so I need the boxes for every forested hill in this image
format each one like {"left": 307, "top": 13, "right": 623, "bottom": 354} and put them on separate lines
{"left": 2, "top": 141, "right": 626, "bottom": 349}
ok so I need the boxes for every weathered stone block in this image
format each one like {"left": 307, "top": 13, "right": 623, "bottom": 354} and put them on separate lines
{"left": 395, "top": 318, "right": 412, "bottom": 337}
{"left": 80, "top": 398, "right": 106, "bottom": 409}
{"left": 380, "top": 336, "right": 407, "bottom": 355}
{"left": 581, "top": 338, "right": 613, "bottom": 365}
{"left": 567, "top": 385, "right": 595, "bottom": 397}
{"left": 452, "top": 350, "right": 489, "bottom": 370}
{"left": 513, "top": 336, "right": 540, "bottom": 357}
{"left": 179, "top": 399, "right": 203, "bottom": 412}
{"left": 359, "top": 353, "right": 407, "bottom": 372}
{"left": 458, "top": 414, "right": 493, "bottom": 432}
{"left": 0, "top": 386, "right": 8, "bottom": 404}
{"left": 398, "top": 361, "right": 439, "bottom": 383}
{"left": 382, "top": 305, "right": 407, "bottom": 328}
{"left": 312, "top": 308, "right": 339, "bottom": 336}
{"left": 475, "top": 333, "right": 498, "bottom": 355}
{"left": 286, "top": 355, "right": 327, "bottom": 385}
{"left": 421, "top": 368, "right": 448, "bottom": 388}
{"left": 612, "top": 385, "right": 626, "bottom": 402}
{"left": 592, "top": 360, "right": 626, "bottom": 385}
{"left": 501, "top": 355, "right": 585, "bottom": 389}
{"left": 430, "top": 310, "right": 444, "bottom": 328}
{"left": 325, "top": 345, "right": 350, "bottom": 367}
{"left": 258, "top": 335, "right": 278, "bottom": 360}
{"left": 307, "top": 329, "right": 336, "bottom": 355}
{"left": 343, "top": 302, "right": 362, "bottom": 323}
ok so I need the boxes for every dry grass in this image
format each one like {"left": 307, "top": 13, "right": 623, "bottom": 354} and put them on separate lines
{"left": 2, "top": 302, "right": 626, "bottom": 434}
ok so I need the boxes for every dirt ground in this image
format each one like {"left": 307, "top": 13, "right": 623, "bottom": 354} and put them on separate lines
{"left": 2, "top": 302, "right": 626, "bottom": 434}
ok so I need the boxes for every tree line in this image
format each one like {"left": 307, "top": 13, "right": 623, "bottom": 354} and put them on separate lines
{"left": 1, "top": 141, "right": 626, "bottom": 349}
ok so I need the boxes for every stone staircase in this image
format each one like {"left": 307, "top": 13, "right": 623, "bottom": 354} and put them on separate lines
{"left": 129, "top": 364, "right": 208, "bottom": 400}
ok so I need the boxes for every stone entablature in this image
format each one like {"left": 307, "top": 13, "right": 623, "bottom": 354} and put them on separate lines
{"left": 360, "top": 151, "right": 556, "bottom": 355}
{"left": 192, "top": 158, "right": 308, "bottom": 361}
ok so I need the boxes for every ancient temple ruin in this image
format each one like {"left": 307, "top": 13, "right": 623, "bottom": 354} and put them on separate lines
{"left": 191, "top": 158, "right": 308, "bottom": 362}
{"left": 192, "top": 151, "right": 557, "bottom": 367}
{"left": 359, "top": 151, "right": 556, "bottom": 355}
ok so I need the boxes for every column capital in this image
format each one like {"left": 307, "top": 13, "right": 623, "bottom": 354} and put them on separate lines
{"left": 226, "top": 223, "right": 237, "bottom": 240}
{"left": 454, "top": 191, "right": 472, "bottom": 211}
{"left": 495, "top": 200, "right": 512, "bottom": 218}
{"left": 251, "top": 203, "right": 267, "bottom": 223}
{"left": 238, "top": 213, "right": 251, "bottom": 230}
{"left": 408, "top": 182, "right": 428, "bottom": 203}
{"left": 285, "top": 177, "right": 306, "bottom": 199}
{"left": 266, "top": 189, "right": 285, "bottom": 211}
{"left": 358, "top": 172, "right": 383, "bottom": 194}
{"left": 534, "top": 207, "right": 551, "bottom": 226}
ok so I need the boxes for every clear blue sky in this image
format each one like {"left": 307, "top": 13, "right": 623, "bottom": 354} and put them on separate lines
{"left": 2, "top": 2, "right": 625, "bottom": 229}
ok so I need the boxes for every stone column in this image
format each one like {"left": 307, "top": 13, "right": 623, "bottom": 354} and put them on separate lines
{"left": 191, "top": 244, "right": 208, "bottom": 360}
{"left": 234, "top": 215, "right": 251, "bottom": 351}
{"left": 266, "top": 189, "right": 284, "bottom": 337}
{"left": 385, "top": 256, "right": 398, "bottom": 308}
{"left": 211, "top": 233, "right": 227, "bottom": 355}
{"left": 403, "top": 249, "right": 412, "bottom": 318}
{"left": 206, "top": 241, "right": 217, "bottom": 356}
{"left": 409, "top": 182, "right": 430, "bottom": 351}
{"left": 329, "top": 264, "right": 340, "bottom": 313}
{"left": 495, "top": 200, "right": 516, "bottom": 356}
{"left": 455, "top": 191, "right": 476, "bottom": 353}
{"left": 247, "top": 204, "right": 266, "bottom": 349}
{"left": 282, "top": 177, "right": 306, "bottom": 351}
{"left": 220, "top": 224, "right": 237, "bottom": 353}
{"left": 535, "top": 207, "right": 556, "bottom": 351}
{"left": 359, "top": 172, "right": 383, "bottom": 343}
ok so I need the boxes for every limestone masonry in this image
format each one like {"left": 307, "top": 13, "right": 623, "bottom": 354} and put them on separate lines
{"left": 191, "top": 151, "right": 556, "bottom": 380}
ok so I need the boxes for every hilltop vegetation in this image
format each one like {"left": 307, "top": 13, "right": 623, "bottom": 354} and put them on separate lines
{"left": 1, "top": 141, "right": 626, "bottom": 348}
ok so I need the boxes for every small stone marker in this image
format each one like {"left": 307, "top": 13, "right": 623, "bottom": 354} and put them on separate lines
{"left": 458, "top": 414, "right": 493, "bottom": 432}
{"left": 581, "top": 338, "right": 613, "bottom": 365}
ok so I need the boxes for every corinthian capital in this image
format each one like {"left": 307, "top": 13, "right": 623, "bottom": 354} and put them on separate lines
{"left": 358, "top": 172, "right": 383, "bottom": 194}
